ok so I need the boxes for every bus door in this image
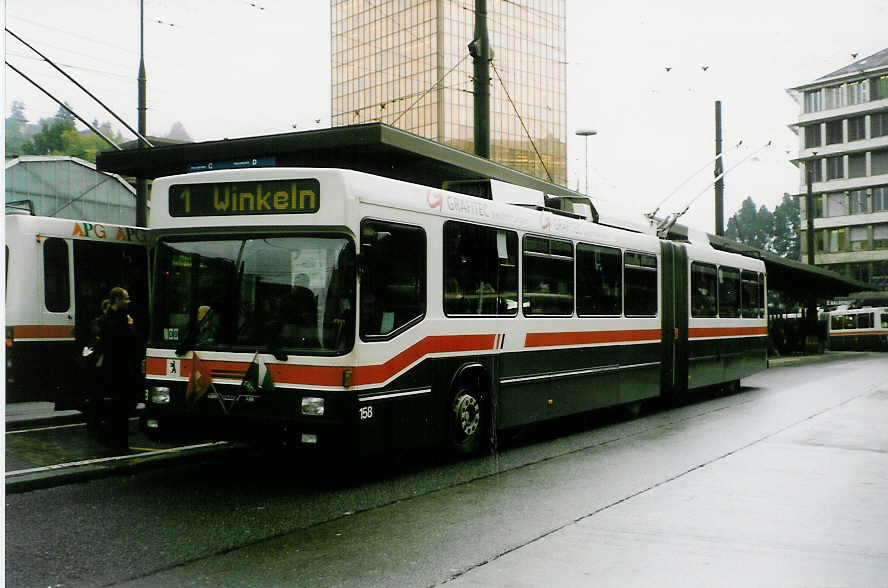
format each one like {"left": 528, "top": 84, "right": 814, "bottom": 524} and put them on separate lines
{"left": 659, "top": 241, "right": 688, "bottom": 395}
{"left": 54, "top": 239, "right": 149, "bottom": 410}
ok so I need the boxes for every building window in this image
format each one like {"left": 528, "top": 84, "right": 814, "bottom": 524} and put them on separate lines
{"left": 850, "top": 226, "right": 870, "bottom": 251}
{"left": 828, "top": 227, "right": 849, "bottom": 252}
{"left": 848, "top": 153, "right": 867, "bottom": 178}
{"left": 872, "top": 75, "right": 888, "bottom": 101}
{"left": 873, "top": 186, "right": 888, "bottom": 212}
{"left": 873, "top": 149, "right": 888, "bottom": 176}
{"left": 804, "top": 124, "right": 821, "bottom": 148}
{"left": 826, "top": 192, "right": 846, "bottom": 217}
{"left": 824, "top": 86, "right": 843, "bottom": 109}
{"left": 815, "top": 229, "right": 828, "bottom": 252}
{"left": 826, "top": 120, "right": 843, "bottom": 144}
{"left": 875, "top": 224, "right": 888, "bottom": 249}
{"left": 847, "top": 116, "right": 866, "bottom": 141}
{"left": 804, "top": 89, "right": 821, "bottom": 113}
{"left": 849, "top": 189, "right": 868, "bottom": 213}
{"left": 807, "top": 159, "right": 823, "bottom": 182}
{"left": 826, "top": 155, "right": 844, "bottom": 180}
{"left": 873, "top": 113, "right": 888, "bottom": 137}
{"left": 846, "top": 81, "right": 865, "bottom": 105}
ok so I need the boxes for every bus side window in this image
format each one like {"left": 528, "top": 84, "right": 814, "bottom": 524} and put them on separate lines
{"left": 624, "top": 252, "right": 658, "bottom": 317}
{"left": 443, "top": 221, "right": 518, "bottom": 316}
{"left": 360, "top": 219, "right": 426, "bottom": 339}
{"left": 43, "top": 238, "right": 70, "bottom": 312}
{"left": 690, "top": 262, "right": 717, "bottom": 318}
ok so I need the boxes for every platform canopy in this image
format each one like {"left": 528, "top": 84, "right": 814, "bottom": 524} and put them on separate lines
{"left": 97, "top": 122, "right": 579, "bottom": 198}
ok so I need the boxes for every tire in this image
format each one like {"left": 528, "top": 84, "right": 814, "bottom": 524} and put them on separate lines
{"left": 449, "top": 385, "right": 485, "bottom": 455}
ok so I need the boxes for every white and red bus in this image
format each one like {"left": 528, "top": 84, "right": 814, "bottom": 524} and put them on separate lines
{"left": 5, "top": 214, "right": 148, "bottom": 406}
{"left": 141, "top": 167, "right": 767, "bottom": 456}
{"left": 828, "top": 307, "right": 888, "bottom": 350}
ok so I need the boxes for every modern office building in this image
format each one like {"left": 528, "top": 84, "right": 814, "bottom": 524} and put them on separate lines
{"left": 330, "top": 0, "right": 567, "bottom": 185}
{"left": 789, "top": 48, "right": 888, "bottom": 289}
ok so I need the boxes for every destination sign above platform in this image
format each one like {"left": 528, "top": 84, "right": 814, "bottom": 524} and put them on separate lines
{"left": 169, "top": 179, "right": 320, "bottom": 216}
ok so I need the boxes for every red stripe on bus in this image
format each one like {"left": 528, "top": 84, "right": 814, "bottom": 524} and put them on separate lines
{"left": 349, "top": 333, "right": 497, "bottom": 386}
{"left": 146, "top": 334, "right": 497, "bottom": 386}
{"left": 10, "top": 325, "right": 74, "bottom": 339}
{"left": 688, "top": 326, "right": 768, "bottom": 338}
{"left": 525, "top": 329, "right": 661, "bottom": 348}
{"left": 830, "top": 330, "right": 888, "bottom": 337}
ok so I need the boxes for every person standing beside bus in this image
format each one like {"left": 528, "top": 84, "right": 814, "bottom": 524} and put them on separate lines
{"left": 84, "top": 298, "right": 110, "bottom": 437}
{"left": 99, "top": 287, "right": 145, "bottom": 450}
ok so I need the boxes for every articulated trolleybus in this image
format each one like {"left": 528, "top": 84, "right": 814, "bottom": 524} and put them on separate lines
{"left": 143, "top": 167, "right": 767, "bottom": 457}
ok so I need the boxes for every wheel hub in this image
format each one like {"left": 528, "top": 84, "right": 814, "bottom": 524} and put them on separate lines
{"left": 453, "top": 393, "right": 480, "bottom": 437}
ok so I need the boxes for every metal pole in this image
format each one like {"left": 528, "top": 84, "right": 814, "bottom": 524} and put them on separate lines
{"left": 471, "top": 0, "right": 489, "bottom": 159}
{"left": 714, "top": 100, "right": 724, "bottom": 236}
{"left": 806, "top": 159, "right": 816, "bottom": 266}
{"left": 575, "top": 129, "right": 596, "bottom": 194}
{"left": 136, "top": 0, "right": 148, "bottom": 227}
{"left": 805, "top": 157, "right": 819, "bottom": 348}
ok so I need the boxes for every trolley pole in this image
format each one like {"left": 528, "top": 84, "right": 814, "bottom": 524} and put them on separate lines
{"left": 714, "top": 101, "right": 724, "bottom": 236}
{"left": 471, "top": 0, "right": 490, "bottom": 159}
{"left": 136, "top": 0, "right": 148, "bottom": 227}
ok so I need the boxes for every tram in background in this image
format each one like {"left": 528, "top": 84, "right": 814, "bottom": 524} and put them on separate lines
{"left": 140, "top": 167, "right": 767, "bottom": 457}
{"left": 827, "top": 307, "right": 888, "bottom": 351}
{"left": 5, "top": 214, "right": 149, "bottom": 406}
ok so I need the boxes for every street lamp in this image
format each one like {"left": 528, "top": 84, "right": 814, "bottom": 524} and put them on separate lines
{"left": 575, "top": 129, "right": 597, "bottom": 194}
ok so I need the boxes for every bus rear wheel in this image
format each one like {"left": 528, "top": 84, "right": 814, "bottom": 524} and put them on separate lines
{"left": 449, "top": 386, "right": 484, "bottom": 455}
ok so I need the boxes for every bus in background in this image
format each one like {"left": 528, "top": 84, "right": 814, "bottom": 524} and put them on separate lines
{"left": 5, "top": 214, "right": 149, "bottom": 406}
{"left": 140, "top": 167, "right": 767, "bottom": 459}
{"left": 828, "top": 307, "right": 888, "bottom": 351}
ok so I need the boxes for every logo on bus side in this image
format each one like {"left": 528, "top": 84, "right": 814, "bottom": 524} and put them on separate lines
{"left": 71, "top": 222, "right": 145, "bottom": 243}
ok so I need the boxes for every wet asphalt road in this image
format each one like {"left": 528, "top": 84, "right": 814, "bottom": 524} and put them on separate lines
{"left": 6, "top": 353, "right": 888, "bottom": 587}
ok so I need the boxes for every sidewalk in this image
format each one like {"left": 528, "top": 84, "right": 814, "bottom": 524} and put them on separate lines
{"left": 5, "top": 401, "right": 83, "bottom": 429}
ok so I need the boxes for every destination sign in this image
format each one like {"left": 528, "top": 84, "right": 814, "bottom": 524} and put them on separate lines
{"left": 169, "top": 179, "right": 320, "bottom": 217}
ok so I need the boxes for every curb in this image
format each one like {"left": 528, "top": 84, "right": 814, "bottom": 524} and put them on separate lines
{"left": 767, "top": 350, "right": 878, "bottom": 368}
{"left": 5, "top": 441, "right": 237, "bottom": 494}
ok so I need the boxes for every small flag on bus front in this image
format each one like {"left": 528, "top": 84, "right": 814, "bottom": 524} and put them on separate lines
{"left": 186, "top": 352, "right": 213, "bottom": 402}
{"left": 240, "top": 352, "right": 275, "bottom": 395}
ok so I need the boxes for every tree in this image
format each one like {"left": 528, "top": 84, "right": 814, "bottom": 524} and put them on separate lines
{"left": 725, "top": 195, "right": 801, "bottom": 261}
{"left": 17, "top": 102, "right": 122, "bottom": 163}
{"left": 725, "top": 197, "right": 772, "bottom": 250}
{"left": 5, "top": 101, "right": 28, "bottom": 156}
{"left": 164, "top": 121, "right": 193, "bottom": 142}
{"left": 772, "top": 193, "right": 800, "bottom": 260}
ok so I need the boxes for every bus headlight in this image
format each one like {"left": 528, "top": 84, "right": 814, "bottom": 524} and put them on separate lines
{"left": 149, "top": 386, "right": 171, "bottom": 405}
{"left": 301, "top": 396, "right": 325, "bottom": 416}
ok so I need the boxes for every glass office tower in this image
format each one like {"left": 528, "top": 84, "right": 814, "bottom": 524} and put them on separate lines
{"left": 331, "top": 0, "right": 567, "bottom": 185}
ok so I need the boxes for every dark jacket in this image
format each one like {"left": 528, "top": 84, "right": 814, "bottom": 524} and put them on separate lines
{"left": 99, "top": 307, "right": 145, "bottom": 396}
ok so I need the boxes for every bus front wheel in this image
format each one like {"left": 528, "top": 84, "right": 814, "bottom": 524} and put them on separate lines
{"left": 449, "top": 386, "right": 484, "bottom": 455}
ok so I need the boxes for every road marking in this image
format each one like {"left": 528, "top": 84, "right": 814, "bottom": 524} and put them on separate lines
{"left": 4, "top": 441, "right": 230, "bottom": 478}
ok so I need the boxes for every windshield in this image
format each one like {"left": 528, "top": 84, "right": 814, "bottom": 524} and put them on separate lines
{"left": 152, "top": 234, "right": 355, "bottom": 355}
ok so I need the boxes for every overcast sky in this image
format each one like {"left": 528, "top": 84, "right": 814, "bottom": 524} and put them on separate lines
{"left": 4, "top": 0, "right": 887, "bottom": 233}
